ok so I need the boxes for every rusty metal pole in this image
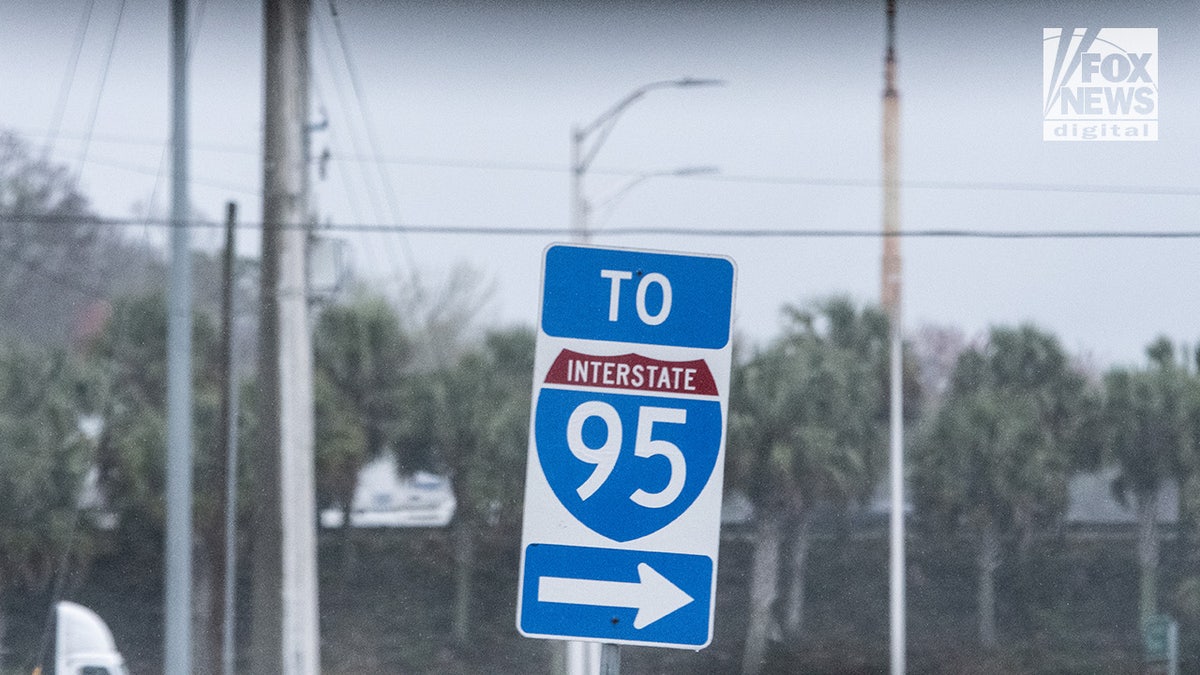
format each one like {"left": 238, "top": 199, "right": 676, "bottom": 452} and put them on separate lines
{"left": 881, "top": 1, "right": 905, "bottom": 674}
{"left": 881, "top": 3, "right": 901, "bottom": 319}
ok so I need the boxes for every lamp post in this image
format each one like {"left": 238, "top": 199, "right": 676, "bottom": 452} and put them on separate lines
{"left": 564, "top": 78, "right": 720, "bottom": 675}
{"left": 880, "top": 2, "right": 905, "bottom": 674}
{"left": 570, "top": 78, "right": 723, "bottom": 242}
{"left": 587, "top": 165, "right": 719, "bottom": 231}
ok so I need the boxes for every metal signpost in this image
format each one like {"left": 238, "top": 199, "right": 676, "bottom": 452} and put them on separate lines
{"left": 1143, "top": 614, "right": 1179, "bottom": 675}
{"left": 518, "top": 244, "right": 735, "bottom": 665}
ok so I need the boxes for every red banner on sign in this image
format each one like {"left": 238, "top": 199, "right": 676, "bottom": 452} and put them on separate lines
{"left": 545, "top": 349, "right": 718, "bottom": 396}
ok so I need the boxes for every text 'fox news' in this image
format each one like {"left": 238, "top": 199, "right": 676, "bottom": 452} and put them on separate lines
{"left": 1043, "top": 28, "right": 1157, "bottom": 142}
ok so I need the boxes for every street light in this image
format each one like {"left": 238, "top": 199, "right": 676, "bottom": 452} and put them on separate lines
{"left": 570, "top": 77, "right": 724, "bottom": 242}
{"left": 587, "top": 165, "right": 719, "bottom": 231}
{"left": 564, "top": 78, "right": 721, "bottom": 675}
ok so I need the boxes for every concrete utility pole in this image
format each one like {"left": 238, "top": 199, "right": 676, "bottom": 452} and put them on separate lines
{"left": 252, "top": 0, "right": 319, "bottom": 673}
{"left": 880, "top": 1, "right": 905, "bottom": 674}
{"left": 164, "top": 0, "right": 193, "bottom": 672}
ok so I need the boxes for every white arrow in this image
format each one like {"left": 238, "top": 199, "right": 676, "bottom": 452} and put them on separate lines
{"left": 537, "top": 562, "right": 694, "bottom": 629}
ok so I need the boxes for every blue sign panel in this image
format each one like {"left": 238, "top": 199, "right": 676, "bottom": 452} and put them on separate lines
{"left": 519, "top": 244, "right": 734, "bottom": 650}
{"left": 541, "top": 245, "right": 734, "bottom": 349}
{"left": 534, "top": 389, "right": 721, "bottom": 542}
{"left": 520, "top": 544, "right": 713, "bottom": 647}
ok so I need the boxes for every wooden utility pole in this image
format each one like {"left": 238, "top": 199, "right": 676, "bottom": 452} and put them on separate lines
{"left": 252, "top": 0, "right": 319, "bottom": 673}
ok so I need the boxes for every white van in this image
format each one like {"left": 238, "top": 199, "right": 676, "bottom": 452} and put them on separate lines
{"left": 53, "top": 601, "right": 128, "bottom": 675}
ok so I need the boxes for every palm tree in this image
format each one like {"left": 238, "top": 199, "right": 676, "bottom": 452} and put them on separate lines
{"left": 913, "top": 324, "right": 1092, "bottom": 648}
{"left": 423, "top": 326, "right": 533, "bottom": 644}
{"left": 729, "top": 298, "right": 891, "bottom": 674}
{"left": 312, "top": 292, "right": 413, "bottom": 577}
{"left": 85, "top": 291, "right": 231, "bottom": 671}
{"left": 0, "top": 342, "right": 92, "bottom": 670}
{"left": 1100, "top": 337, "right": 1199, "bottom": 627}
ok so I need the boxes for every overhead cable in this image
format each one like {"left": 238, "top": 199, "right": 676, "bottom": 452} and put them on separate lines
{"left": 8, "top": 213, "right": 1200, "bottom": 239}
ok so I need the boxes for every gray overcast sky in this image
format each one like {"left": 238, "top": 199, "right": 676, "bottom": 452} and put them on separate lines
{"left": 2, "top": 0, "right": 1198, "bottom": 365}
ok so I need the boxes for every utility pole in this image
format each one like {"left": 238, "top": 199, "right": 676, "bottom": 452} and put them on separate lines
{"left": 252, "top": 1, "right": 319, "bottom": 674}
{"left": 219, "top": 202, "right": 240, "bottom": 675}
{"left": 880, "top": 1, "right": 905, "bottom": 674}
{"left": 164, "top": 0, "right": 193, "bottom": 672}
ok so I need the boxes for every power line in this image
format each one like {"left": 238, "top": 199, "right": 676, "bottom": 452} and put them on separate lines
{"left": 22, "top": 127, "right": 254, "bottom": 156}
{"left": 64, "top": 145, "right": 1200, "bottom": 201}
{"left": 302, "top": 225, "right": 1200, "bottom": 239}
{"left": 43, "top": 0, "right": 98, "bottom": 161}
{"left": 74, "top": 0, "right": 127, "bottom": 182}
{"left": 140, "top": 0, "right": 210, "bottom": 245}
{"left": 709, "top": 174, "right": 1200, "bottom": 197}
{"left": 323, "top": 0, "right": 417, "bottom": 274}
{"left": 11, "top": 127, "right": 1200, "bottom": 198}
{"left": 311, "top": 8, "right": 394, "bottom": 282}
{"left": 9, "top": 213, "right": 1200, "bottom": 239}
{"left": 80, "top": 154, "right": 259, "bottom": 195}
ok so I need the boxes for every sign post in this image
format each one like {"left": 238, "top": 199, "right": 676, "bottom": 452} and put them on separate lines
{"left": 1143, "top": 614, "right": 1179, "bottom": 675}
{"left": 517, "top": 244, "right": 735, "bottom": 654}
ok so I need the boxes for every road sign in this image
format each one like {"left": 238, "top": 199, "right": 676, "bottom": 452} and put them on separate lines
{"left": 517, "top": 244, "right": 735, "bottom": 650}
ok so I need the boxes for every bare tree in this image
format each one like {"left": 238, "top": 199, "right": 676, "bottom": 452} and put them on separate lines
{"left": 0, "top": 131, "right": 161, "bottom": 347}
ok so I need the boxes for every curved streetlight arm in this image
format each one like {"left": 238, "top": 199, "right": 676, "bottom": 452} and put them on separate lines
{"left": 593, "top": 166, "right": 719, "bottom": 212}
{"left": 589, "top": 166, "right": 719, "bottom": 231}
{"left": 575, "top": 78, "right": 724, "bottom": 174}
{"left": 571, "top": 77, "right": 723, "bottom": 241}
